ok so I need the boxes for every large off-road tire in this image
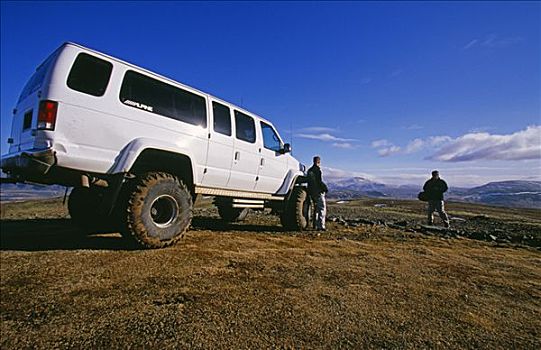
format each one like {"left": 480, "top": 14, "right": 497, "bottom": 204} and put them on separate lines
{"left": 280, "top": 186, "right": 312, "bottom": 231}
{"left": 68, "top": 187, "right": 111, "bottom": 233}
{"left": 122, "top": 172, "right": 192, "bottom": 249}
{"left": 217, "top": 206, "right": 249, "bottom": 222}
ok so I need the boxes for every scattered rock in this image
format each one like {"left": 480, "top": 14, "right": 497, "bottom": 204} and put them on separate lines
{"left": 470, "top": 215, "right": 490, "bottom": 221}
{"left": 327, "top": 207, "right": 536, "bottom": 247}
{"left": 451, "top": 217, "right": 466, "bottom": 222}
{"left": 394, "top": 220, "right": 409, "bottom": 227}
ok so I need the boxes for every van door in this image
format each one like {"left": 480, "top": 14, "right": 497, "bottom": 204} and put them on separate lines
{"left": 255, "top": 121, "right": 288, "bottom": 193}
{"left": 201, "top": 101, "right": 234, "bottom": 188}
{"left": 227, "top": 111, "right": 260, "bottom": 191}
{"left": 11, "top": 96, "right": 38, "bottom": 154}
{"left": 8, "top": 52, "right": 57, "bottom": 154}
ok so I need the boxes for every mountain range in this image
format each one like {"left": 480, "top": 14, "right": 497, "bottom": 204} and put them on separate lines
{"left": 0, "top": 183, "right": 67, "bottom": 202}
{"left": 1, "top": 179, "right": 540, "bottom": 209}
{"left": 326, "top": 177, "right": 541, "bottom": 209}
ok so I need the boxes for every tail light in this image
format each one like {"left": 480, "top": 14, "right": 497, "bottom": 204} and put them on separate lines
{"left": 37, "top": 100, "right": 58, "bottom": 130}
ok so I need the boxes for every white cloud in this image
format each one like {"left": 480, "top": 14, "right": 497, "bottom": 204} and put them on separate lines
{"left": 428, "top": 125, "right": 541, "bottom": 162}
{"left": 468, "top": 126, "right": 494, "bottom": 133}
{"left": 378, "top": 146, "right": 401, "bottom": 157}
{"left": 428, "top": 136, "right": 452, "bottom": 145}
{"left": 462, "top": 39, "right": 479, "bottom": 50}
{"left": 297, "top": 133, "right": 356, "bottom": 142}
{"left": 322, "top": 166, "right": 375, "bottom": 181}
{"left": 405, "top": 138, "right": 425, "bottom": 153}
{"left": 371, "top": 139, "right": 391, "bottom": 148}
{"left": 402, "top": 135, "right": 453, "bottom": 154}
{"left": 462, "top": 34, "right": 523, "bottom": 50}
{"left": 481, "top": 33, "right": 523, "bottom": 48}
{"left": 372, "top": 139, "right": 401, "bottom": 157}
{"left": 300, "top": 126, "right": 338, "bottom": 133}
{"left": 403, "top": 124, "right": 423, "bottom": 130}
{"left": 370, "top": 126, "right": 540, "bottom": 161}
{"left": 332, "top": 142, "right": 356, "bottom": 149}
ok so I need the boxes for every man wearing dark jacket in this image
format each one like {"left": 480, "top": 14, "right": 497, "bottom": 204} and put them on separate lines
{"left": 307, "top": 156, "right": 328, "bottom": 231}
{"left": 423, "top": 170, "right": 450, "bottom": 228}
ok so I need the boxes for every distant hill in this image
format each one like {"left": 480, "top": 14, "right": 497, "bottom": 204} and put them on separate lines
{"left": 453, "top": 181, "right": 541, "bottom": 209}
{"left": 327, "top": 178, "right": 541, "bottom": 209}
{"left": 327, "top": 177, "right": 388, "bottom": 198}
{"left": 0, "top": 183, "right": 66, "bottom": 202}
{"left": 1, "top": 179, "right": 540, "bottom": 209}
{"left": 467, "top": 180, "right": 541, "bottom": 195}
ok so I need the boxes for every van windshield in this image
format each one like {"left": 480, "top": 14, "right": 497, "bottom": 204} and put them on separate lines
{"left": 18, "top": 52, "right": 57, "bottom": 103}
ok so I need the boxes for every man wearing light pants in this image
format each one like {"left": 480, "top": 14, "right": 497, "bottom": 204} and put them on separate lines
{"left": 423, "top": 170, "right": 450, "bottom": 228}
{"left": 307, "top": 156, "right": 328, "bottom": 231}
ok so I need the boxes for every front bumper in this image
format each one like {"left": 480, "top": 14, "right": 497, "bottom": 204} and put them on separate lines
{"left": 1, "top": 149, "right": 56, "bottom": 178}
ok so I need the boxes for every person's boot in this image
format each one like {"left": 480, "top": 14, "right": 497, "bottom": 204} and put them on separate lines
{"left": 444, "top": 222, "right": 450, "bottom": 229}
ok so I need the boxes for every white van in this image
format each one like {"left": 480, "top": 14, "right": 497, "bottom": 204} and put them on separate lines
{"left": 1, "top": 42, "right": 312, "bottom": 248}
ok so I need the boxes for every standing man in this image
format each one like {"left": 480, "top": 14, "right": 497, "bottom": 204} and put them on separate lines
{"left": 307, "top": 156, "right": 328, "bottom": 231}
{"left": 423, "top": 170, "right": 450, "bottom": 228}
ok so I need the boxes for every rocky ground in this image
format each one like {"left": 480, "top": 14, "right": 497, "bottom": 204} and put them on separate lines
{"left": 1, "top": 197, "right": 540, "bottom": 349}
{"left": 327, "top": 198, "right": 541, "bottom": 247}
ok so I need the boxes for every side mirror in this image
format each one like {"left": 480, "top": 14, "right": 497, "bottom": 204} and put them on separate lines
{"left": 280, "top": 143, "right": 291, "bottom": 154}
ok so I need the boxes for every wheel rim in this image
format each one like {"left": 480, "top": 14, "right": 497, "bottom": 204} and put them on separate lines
{"left": 150, "top": 195, "right": 179, "bottom": 228}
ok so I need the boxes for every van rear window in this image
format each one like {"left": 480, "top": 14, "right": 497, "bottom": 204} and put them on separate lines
{"left": 120, "top": 70, "right": 207, "bottom": 128}
{"left": 18, "top": 53, "right": 56, "bottom": 103}
{"left": 67, "top": 53, "right": 113, "bottom": 96}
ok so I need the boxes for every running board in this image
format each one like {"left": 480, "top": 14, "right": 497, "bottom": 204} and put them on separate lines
{"left": 213, "top": 197, "right": 265, "bottom": 209}
{"left": 195, "top": 186, "right": 284, "bottom": 201}
{"left": 232, "top": 198, "right": 264, "bottom": 209}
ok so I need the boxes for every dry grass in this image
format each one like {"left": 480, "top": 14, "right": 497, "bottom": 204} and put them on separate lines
{"left": 1, "top": 198, "right": 540, "bottom": 349}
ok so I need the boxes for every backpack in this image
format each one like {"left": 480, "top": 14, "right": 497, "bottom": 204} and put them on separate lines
{"left": 417, "top": 191, "right": 428, "bottom": 202}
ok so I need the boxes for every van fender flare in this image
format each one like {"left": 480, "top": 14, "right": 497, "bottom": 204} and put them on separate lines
{"left": 108, "top": 137, "right": 198, "bottom": 182}
{"left": 275, "top": 170, "right": 303, "bottom": 195}
{"left": 101, "top": 138, "right": 199, "bottom": 216}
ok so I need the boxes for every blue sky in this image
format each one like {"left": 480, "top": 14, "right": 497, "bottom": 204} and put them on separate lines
{"left": 1, "top": 1, "right": 540, "bottom": 186}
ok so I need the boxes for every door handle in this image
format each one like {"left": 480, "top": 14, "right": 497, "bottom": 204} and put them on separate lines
{"left": 234, "top": 151, "right": 240, "bottom": 161}
{"left": 260, "top": 158, "right": 265, "bottom": 166}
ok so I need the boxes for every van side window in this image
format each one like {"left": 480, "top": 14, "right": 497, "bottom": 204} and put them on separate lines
{"left": 212, "top": 102, "right": 231, "bottom": 136}
{"left": 120, "top": 70, "right": 207, "bottom": 128}
{"left": 67, "top": 53, "right": 113, "bottom": 96}
{"left": 234, "top": 111, "right": 256, "bottom": 143}
{"left": 260, "top": 122, "right": 282, "bottom": 152}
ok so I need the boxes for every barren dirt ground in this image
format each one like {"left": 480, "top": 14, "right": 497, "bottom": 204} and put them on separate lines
{"left": 1, "top": 198, "right": 540, "bottom": 349}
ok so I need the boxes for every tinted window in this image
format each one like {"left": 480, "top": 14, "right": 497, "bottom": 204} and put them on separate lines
{"left": 23, "top": 110, "right": 33, "bottom": 130}
{"left": 261, "top": 122, "right": 282, "bottom": 151}
{"left": 234, "top": 111, "right": 256, "bottom": 143}
{"left": 212, "top": 102, "right": 231, "bottom": 136}
{"left": 67, "top": 53, "right": 113, "bottom": 96}
{"left": 120, "top": 71, "right": 207, "bottom": 127}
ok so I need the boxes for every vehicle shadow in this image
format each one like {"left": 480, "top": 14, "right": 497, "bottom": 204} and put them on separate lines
{"left": 0, "top": 216, "right": 285, "bottom": 251}
{"left": 0, "top": 218, "right": 133, "bottom": 251}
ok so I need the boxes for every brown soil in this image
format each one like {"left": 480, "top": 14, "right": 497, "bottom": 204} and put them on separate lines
{"left": 1, "top": 198, "right": 540, "bottom": 349}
